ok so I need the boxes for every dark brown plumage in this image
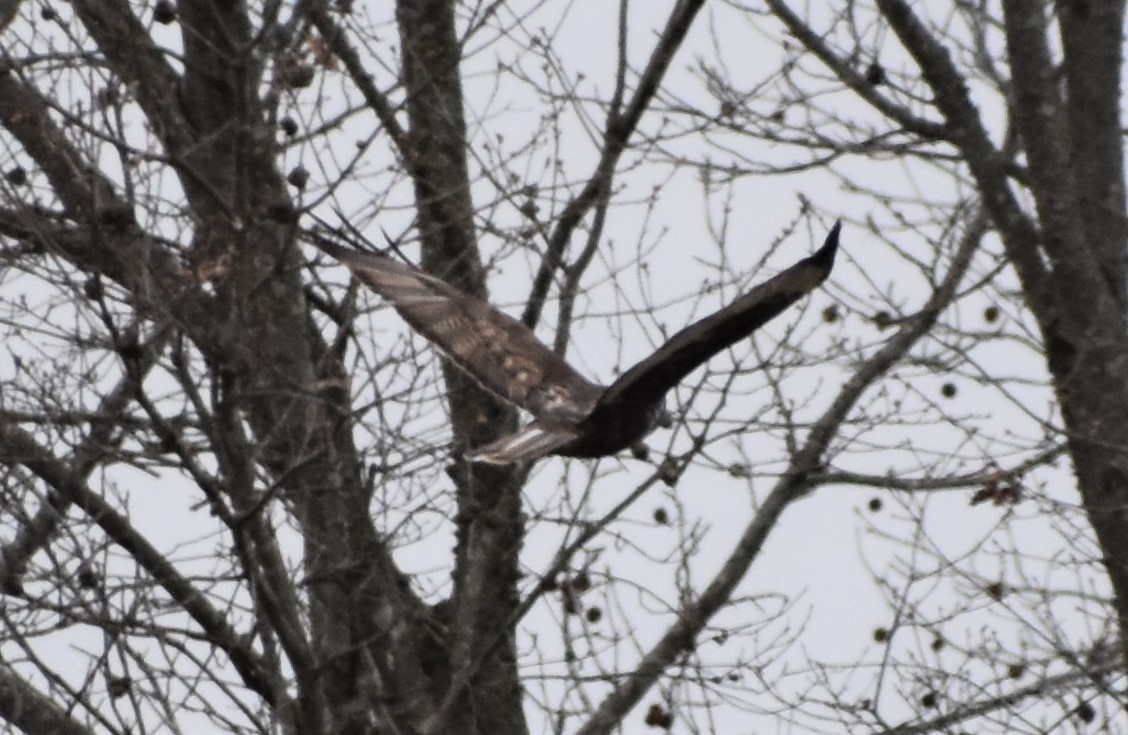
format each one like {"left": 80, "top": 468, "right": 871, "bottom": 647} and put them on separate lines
{"left": 311, "top": 222, "right": 841, "bottom": 464}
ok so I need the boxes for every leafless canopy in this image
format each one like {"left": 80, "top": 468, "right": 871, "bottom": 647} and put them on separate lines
{"left": 0, "top": 1, "right": 1125, "bottom": 734}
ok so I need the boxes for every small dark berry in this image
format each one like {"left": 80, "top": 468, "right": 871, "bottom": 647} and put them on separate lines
{"left": 570, "top": 572, "right": 591, "bottom": 592}
{"left": 117, "top": 333, "right": 144, "bottom": 361}
{"left": 865, "top": 62, "right": 886, "bottom": 86}
{"left": 77, "top": 564, "right": 100, "bottom": 590}
{"left": 153, "top": 0, "right": 176, "bottom": 24}
{"left": 287, "top": 166, "right": 309, "bottom": 189}
{"left": 83, "top": 277, "right": 103, "bottom": 300}
{"left": 108, "top": 677, "right": 131, "bottom": 698}
{"left": 159, "top": 432, "right": 178, "bottom": 453}
{"left": 287, "top": 63, "right": 315, "bottom": 89}
{"left": 644, "top": 703, "right": 672, "bottom": 728}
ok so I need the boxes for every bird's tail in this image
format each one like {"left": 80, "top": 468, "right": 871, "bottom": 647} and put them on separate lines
{"left": 464, "top": 424, "right": 578, "bottom": 464}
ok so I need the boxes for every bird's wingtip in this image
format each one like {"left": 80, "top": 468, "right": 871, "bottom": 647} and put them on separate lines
{"left": 810, "top": 220, "right": 842, "bottom": 268}
{"left": 307, "top": 231, "right": 352, "bottom": 260}
{"left": 825, "top": 219, "right": 842, "bottom": 248}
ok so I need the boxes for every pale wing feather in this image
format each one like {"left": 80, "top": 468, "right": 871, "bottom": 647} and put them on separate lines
{"left": 463, "top": 423, "right": 580, "bottom": 464}
{"left": 313, "top": 241, "right": 603, "bottom": 421}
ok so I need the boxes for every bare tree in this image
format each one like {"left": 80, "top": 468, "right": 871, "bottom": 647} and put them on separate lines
{"left": 0, "top": 1, "right": 1123, "bottom": 733}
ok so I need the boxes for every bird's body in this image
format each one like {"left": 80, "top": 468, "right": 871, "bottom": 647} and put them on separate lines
{"left": 311, "top": 222, "right": 841, "bottom": 464}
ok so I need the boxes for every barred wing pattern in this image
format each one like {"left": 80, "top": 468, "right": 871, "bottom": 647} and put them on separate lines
{"left": 310, "top": 239, "right": 603, "bottom": 425}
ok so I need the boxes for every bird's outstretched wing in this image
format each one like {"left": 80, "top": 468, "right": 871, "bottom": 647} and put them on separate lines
{"left": 595, "top": 221, "right": 841, "bottom": 413}
{"left": 310, "top": 237, "right": 603, "bottom": 422}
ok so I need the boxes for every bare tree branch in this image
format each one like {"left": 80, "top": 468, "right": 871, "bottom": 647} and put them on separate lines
{"left": 522, "top": 0, "right": 708, "bottom": 329}
{"left": 579, "top": 207, "right": 988, "bottom": 734}
{"left": 0, "top": 662, "right": 93, "bottom": 735}
{"left": 0, "top": 423, "right": 279, "bottom": 705}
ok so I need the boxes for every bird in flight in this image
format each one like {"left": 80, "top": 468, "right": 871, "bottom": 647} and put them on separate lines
{"left": 310, "top": 221, "right": 840, "bottom": 464}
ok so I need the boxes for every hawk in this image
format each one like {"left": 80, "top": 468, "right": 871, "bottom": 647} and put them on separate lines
{"left": 311, "top": 222, "right": 840, "bottom": 464}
